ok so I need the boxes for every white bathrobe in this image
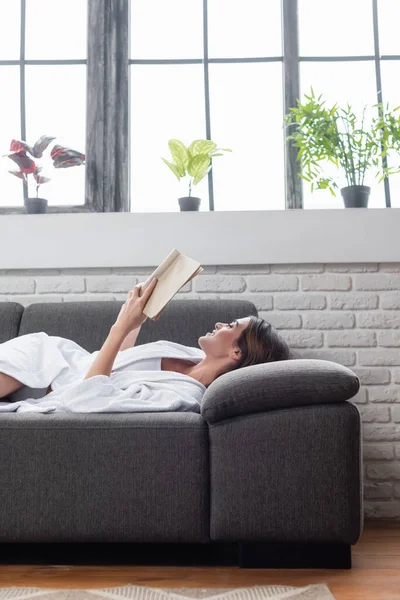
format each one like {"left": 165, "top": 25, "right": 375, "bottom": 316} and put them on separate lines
{"left": 0, "top": 332, "right": 206, "bottom": 414}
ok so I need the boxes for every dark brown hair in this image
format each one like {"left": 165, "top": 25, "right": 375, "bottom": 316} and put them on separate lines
{"left": 215, "top": 315, "right": 295, "bottom": 380}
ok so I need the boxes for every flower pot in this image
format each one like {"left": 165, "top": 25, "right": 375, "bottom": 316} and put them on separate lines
{"left": 340, "top": 185, "right": 370, "bottom": 208}
{"left": 25, "top": 197, "right": 48, "bottom": 214}
{"left": 178, "top": 196, "right": 201, "bottom": 211}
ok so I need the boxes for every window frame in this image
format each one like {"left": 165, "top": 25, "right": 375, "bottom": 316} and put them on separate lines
{"left": 0, "top": 0, "right": 398, "bottom": 214}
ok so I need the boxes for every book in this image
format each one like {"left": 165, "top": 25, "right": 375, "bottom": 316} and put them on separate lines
{"left": 139, "top": 248, "right": 203, "bottom": 320}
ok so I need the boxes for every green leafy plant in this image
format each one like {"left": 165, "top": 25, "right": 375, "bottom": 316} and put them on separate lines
{"left": 283, "top": 88, "right": 400, "bottom": 196}
{"left": 162, "top": 139, "right": 232, "bottom": 197}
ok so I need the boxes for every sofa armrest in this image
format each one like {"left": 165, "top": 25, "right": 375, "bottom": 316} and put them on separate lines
{"left": 200, "top": 359, "right": 360, "bottom": 424}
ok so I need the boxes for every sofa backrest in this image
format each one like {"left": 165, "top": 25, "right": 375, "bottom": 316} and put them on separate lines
{"left": 0, "top": 299, "right": 258, "bottom": 352}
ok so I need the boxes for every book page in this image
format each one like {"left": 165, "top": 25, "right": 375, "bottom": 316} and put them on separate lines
{"left": 140, "top": 249, "right": 180, "bottom": 294}
{"left": 140, "top": 251, "right": 202, "bottom": 319}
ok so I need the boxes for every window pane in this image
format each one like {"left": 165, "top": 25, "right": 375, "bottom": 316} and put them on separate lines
{"left": 380, "top": 61, "right": 400, "bottom": 208}
{"left": 130, "top": 0, "right": 203, "bottom": 59}
{"left": 0, "top": 67, "right": 21, "bottom": 207}
{"left": 25, "top": 66, "right": 86, "bottom": 205}
{"left": 299, "top": 61, "right": 385, "bottom": 209}
{"left": 26, "top": 0, "right": 87, "bottom": 60}
{"left": 209, "top": 63, "right": 284, "bottom": 210}
{"left": 130, "top": 65, "right": 207, "bottom": 212}
{"left": 0, "top": 0, "right": 20, "bottom": 60}
{"left": 299, "top": 0, "right": 374, "bottom": 56}
{"left": 208, "top": 0, "right": 282, "bottom": 59}
{"left": 378, "top": 0, "right": 400, "bottom": 55}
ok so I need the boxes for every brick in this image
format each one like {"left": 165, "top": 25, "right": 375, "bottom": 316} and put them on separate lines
{"left": 364, "top": 444, "right": 395, "bottom": 460}
{"left": 225, "top": 294, "right": 273, "bottom": 311}
{"left": 0, "top": 297, "right": 10, "bottom": 302}
{"left": 365, "top": 483, "right": 393, "bottom": 499}
{"left": 395, "top": 484, "right": 400, "bottom": 498}
{"left": 63, "top": 268, "right": 113, "bottom": 275}
{"left": 279, "top": 331, "right": 323, "bottom": 348}
{"left": 363, "top": 425, "right": 400, "bottom": 441}
{"left": 302, "top": 274, "right": 351, "bottom": 291}
{"left": 218, "top": 265, "right": 270, "bottom": 274}
{"left": 357, "top": 312, "right": 400, "bottom": 329}
{"left": 86, "top": 276, "right": 138, "bottom": 293}
{"left": 0, "top": 278, "right": 35, "bottom": 294}
{"left": 395, "top": 444, "right": 400, "bottom": 459}
{"left": 349, "top": 388, "right": 368, "bottom": 404}
{"left": 364, "top": 502, "right": 400, "bottom": 519}
{"left": 366, "top": 463, "right": 400, "bottom": 480}
{"left": 393, "top": 407, "right": 400, "bottom": 422}
{"left": 329, "top": 293, "right": 378, "bottom": 310}
{"left": 274, "top": 294, "right": 326, "bottom": 310}
{"left": 359, "top": 407, "right": 390, "bottom": 422}
{"left": 393, "top": 369, "right": 400, "bottom": 384}
{"left": 177, "top": 282, "right": 191, "bottom": 293}
{"left": 355, "top": 274, "right": 400, "bottom": 290}
{"left": 325, "top": 263, "right": 378, "bottom": 272}
{"left": 185, "top": 294, "right": 221, "bottom": 300}
{"left": 10, "top": 295, "right": 64, "bottom": 306}
{"left": 248, "top": 275, "right": 298, "bottom": 292}
{"left": 270, "top": 264, "right": 324, "bottom": 273}
{"left": 64, "top": 295, "right": 114, "bottom": 302}
{"left": 381, "top": 293, "right": 400, "bottom": 309}
{"left": 36, "top": 277, "right": 85, "bottom": 294}
{"left": 352, "top": 368, "right": 391, "bottom": 385}
{"left": 327, "top": 331, "right": 375, "bottom": 347}
{"left": 379, "top": 263, "right": 400, "bottom": 272}
{"left": 378, "top": 331, "right": 400, "bottom": 347}
{"left": 359, "top": 349, "right": 400, "bottom": 366}
{"left": 194, "top": 276, "right": 246, "bottom": 293}
{"left": 298, "top": 349, "right": 356, "bottom": 366}
{"left": 303, "top": 312, "right": 355, "bottom": 329}
{"left": 261, "top": 312, "right": 302, "bottom": 329}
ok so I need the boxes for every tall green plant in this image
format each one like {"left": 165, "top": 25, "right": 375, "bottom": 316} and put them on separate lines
{"left": 283, "top": 88, "right": 400, "bottom": 196}
{"left": 162, "top": 139, "right": 232, "bottom": 197}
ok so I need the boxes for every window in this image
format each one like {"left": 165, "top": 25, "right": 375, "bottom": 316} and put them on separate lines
{"left": 1, "top": 0, "right": 398, "bottom": 213}
{"left": 298, "top": 0, "right": 399, "bottom": 209}
{"left": 0, "top": 0, "right": 87, "bottom": 213}
{"left": 129, "top": 0, "right": 283, "bottom": 212}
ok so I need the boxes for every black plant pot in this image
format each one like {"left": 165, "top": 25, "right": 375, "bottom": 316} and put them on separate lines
{"left": 178, "top": 196, "right": 201, "bottom": 211}
{"left": 25, "top": 197, "right": 48, "bottom": 214}
{"left": 340, "top": 185, "right": 370, "bottom": 208}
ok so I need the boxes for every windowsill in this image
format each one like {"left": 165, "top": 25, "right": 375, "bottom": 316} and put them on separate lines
{"left": 1, "top": 208, "right": 399, "bottom": 269}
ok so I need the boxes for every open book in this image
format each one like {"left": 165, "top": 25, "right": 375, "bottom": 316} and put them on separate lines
{"left": 139, "top": 249, "right": 203, "bottom": 320}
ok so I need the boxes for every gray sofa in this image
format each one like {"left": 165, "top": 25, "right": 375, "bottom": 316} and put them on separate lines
{"left": 0, "top": 299, "right": 363, "bottom": 569}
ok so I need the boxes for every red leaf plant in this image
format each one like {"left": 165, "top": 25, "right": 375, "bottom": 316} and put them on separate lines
{"left": 2, "top": 135, "right": 85, "bottom": 198}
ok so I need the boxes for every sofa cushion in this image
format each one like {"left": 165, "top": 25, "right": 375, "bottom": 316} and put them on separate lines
{"left": 201, "top": 359, "right": 360, "bottom": 423}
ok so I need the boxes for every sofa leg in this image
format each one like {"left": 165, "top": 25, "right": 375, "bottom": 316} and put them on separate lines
{"left": 238, "top": 541, "right": 352, "bottom": 569}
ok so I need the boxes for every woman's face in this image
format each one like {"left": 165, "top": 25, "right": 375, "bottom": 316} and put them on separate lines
{"left": 198, "top": 317, "right": 251, "bottom": 358}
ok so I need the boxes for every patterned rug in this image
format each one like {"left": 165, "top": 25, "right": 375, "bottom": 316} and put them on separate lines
{"left": 0, "top": 584, "right": 335, "bottom": 600}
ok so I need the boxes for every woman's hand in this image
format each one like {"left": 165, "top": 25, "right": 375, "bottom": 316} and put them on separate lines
{"left": 113, "top": 278, "right": 158, "bottom": 336}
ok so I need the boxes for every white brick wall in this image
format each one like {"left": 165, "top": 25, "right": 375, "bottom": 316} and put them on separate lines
{"left": 1, "top": 262, "right": 400, "bottom": 520}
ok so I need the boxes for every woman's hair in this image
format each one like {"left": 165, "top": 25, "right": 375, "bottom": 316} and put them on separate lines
{"left": 215, "top": 315, "right": 295, "bottom": 381}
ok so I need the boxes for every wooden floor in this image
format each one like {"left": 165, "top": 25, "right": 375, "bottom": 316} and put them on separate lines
{"left": 0, "top": 521, "right": 399, "bottom": 600}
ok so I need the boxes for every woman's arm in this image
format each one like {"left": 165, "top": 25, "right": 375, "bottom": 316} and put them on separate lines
{"left": 119, "top": 324, "right": 141, "bottom": 351}
{"left": 84, "top": 325, "right": 126, "bottom": 380}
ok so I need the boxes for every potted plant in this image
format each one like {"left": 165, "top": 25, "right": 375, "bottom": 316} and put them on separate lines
{"left": 162, "top": 138, "right": 232, "bottom": 210}
{"left": 283, "top": 88, "right": 400, "bottom": 207}
{"left": 2, "top": 135, "right": 85, "bottom": 213}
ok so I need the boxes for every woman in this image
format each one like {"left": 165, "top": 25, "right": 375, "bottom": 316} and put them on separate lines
{"left": 0, "top": 278, "right": 292, "bottom": 413}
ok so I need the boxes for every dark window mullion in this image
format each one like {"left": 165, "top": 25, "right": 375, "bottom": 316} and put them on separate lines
{"left": 373, "top": 0, "right": 391, "bottom": 207}
{"left": 282, "top": 0, "right": 302, "bottom": 209}
{"left": 20, "top": 0, "right": 27, "bottom": 204}
{"left": 203, "top": 0, "right": 214, "bottom": 211}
